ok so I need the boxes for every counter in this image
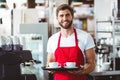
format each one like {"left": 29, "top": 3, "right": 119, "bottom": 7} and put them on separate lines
{"left": 90, "top": 70, "right": 120, "bottom": 76}
{"left": 90, "top": 70, "right": 120, "bottom": 80}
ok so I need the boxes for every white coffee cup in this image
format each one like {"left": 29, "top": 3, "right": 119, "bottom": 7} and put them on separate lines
{"left": 48, "top": 62, "right": 59, "bottom": 68}
{"left": 65, "top": 62, "right": 76, "bottom": 68}
{"left": 101, "top": 62, "right": 110, "bottom": 71}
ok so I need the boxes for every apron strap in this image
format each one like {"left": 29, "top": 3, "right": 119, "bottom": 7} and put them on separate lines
{"left": 74, "top": 28, "right": 78, "bottom": 47}
{"left": 57, "top": 33, "right": 61, "bottom": 47}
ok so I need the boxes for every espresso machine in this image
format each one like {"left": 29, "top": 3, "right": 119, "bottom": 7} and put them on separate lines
{"left": 95, "top": 41, "right": 112, "bottom": 72}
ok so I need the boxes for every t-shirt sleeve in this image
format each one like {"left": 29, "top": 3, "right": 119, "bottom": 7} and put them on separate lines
{"left": 85, "top": 33, "right": 95, "bottom": 50}
{"left": 47, "top": 32, "right": 60, "bottom": 54}
{"left": 47, "top": 38, "right": 53, "bottom": 53}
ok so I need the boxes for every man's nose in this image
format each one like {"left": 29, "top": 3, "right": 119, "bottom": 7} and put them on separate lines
{"left": 63, "top": 16, "right": 68, "bottom": 20}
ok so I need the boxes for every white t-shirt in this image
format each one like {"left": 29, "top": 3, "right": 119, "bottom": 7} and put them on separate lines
{"left": 47, "top": 28, "right": 95, "bottom": 54}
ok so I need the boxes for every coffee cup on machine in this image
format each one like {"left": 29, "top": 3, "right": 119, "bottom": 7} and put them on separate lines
{"left": 101, "top": 62, "right": 110, "bottom": 71}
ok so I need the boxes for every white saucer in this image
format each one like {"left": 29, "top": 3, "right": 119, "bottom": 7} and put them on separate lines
{"left": 64, "top": 66, "right": 78, "bottom": 68}
{"left": 46, "top": 66, "right": 61, "bottom": 68}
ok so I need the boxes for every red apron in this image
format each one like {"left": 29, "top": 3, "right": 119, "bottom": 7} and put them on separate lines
{"left": 54, "top": 29, "right": 86, "bottom": 80}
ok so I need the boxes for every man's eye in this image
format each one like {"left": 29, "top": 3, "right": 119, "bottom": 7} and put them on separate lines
{"left": 66, "top": 14, "right": 70, "bottom": 17}
{"left": 60, "top": 15, "right": 63, "bottom": 17}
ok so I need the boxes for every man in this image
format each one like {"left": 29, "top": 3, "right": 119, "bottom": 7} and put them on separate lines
{"left": 46, "top": 4, "right": 96, "bottom": 80}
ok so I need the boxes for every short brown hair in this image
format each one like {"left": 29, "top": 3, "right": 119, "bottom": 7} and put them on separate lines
{"left": 56, "top": 4, "right": 74, "bottom": 16}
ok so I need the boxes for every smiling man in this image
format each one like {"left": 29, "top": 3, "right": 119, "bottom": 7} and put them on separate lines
{"left": 46, "top": 4, "right": 96, "bottom": 80}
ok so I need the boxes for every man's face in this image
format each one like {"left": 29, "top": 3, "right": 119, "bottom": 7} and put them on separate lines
{"left": 57, "top": 9, "right": 74, "bottom": 29}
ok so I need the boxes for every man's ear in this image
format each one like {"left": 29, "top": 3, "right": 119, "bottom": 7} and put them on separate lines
{"left": 72, "top": 16, "right": 74, "bottom": 20}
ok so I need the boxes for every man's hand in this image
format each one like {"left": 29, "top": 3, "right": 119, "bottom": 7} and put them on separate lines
{"left": 67, "top": 65, "right": 85, "bottom": 75}
{"left": 48, "top": 70, "right": 56, "bottom": 74}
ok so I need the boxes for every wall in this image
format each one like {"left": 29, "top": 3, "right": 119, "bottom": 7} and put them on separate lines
{"left": 94, "top": 0, "right": 113, "bottom": 20}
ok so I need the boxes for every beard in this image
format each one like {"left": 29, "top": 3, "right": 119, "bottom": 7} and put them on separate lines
{"left": 59, "top": 20, "right": 73, "bottom": 29}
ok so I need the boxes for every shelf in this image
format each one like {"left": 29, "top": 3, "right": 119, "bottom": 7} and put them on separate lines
{"left": 74, "top": 15, "right": 94, "bottom": 19}
{"left": 114, "top": 32, "right": 120, "bottom": 34}
{"left": 114, "top": 20, "right": 120, "bottom": 23}
{"left": 96, "top": 20, "right": 112, "bottom": 23}
{"left": 114, "top": 45, "right": 120, "bottom": 48}
{"left": 83, "top": 1, "right": 94, "bottom": 4}
{"left": 90, "top": 70, "right": 120, "bottom": 76}
{"left": 72, "top": 0, "right": 94, "bottom": 6}
{"left": 96, "top": 31, "right": 112, "bottom": 33}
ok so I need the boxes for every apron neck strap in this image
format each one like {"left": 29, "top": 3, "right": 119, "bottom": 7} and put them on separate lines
{"left": 74, "top": 28, "right": 78, "bottom": 47}
{"left": 58, "top": 33, "right": 61, "bottom": 47}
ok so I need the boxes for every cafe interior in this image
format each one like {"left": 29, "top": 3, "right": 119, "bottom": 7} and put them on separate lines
{"left": 0, "top": 0, "right": 120, "bottom": 80}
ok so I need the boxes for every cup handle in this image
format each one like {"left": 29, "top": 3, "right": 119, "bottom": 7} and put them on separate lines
{"left": 63, "top": 63, "right": 66, "bottom": 67}
{"left": 58, "top": 63, "right": 62, "bottom": 67}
